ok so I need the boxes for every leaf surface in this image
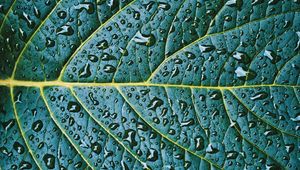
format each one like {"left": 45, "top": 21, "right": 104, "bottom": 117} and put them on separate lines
{"left": 0, "top": 0, "right": 299, "bottom": 169}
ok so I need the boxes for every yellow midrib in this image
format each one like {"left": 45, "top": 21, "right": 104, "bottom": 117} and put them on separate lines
{"left": 0, "top": 79, "right": 298, "bottom": 89}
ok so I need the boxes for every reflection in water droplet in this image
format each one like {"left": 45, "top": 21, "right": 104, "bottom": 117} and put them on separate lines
{"left": 67, "top": 101, "right": 81, "bottom": 112}
{"left": 96, "top": 40, "right": 109, "bottom": 50}
{"left": 43, "top": 153, "right": 55, "bottom": 169}
{"left": 2, "top": 119, "right": 15, "bottom": 131}
{"left": 143, "top": 1, "right": 155, "bottom": 11}
{"left": 32, "top": 120, "right": 43, "bottom": 132}
{"left": 147, "top": 97, "right": 163, "bottom": 111}
{"left": 57, "top": 11, "right": 67, "bottom": 19}
{"left": 101, "top": 53, "right": 116, "bottom": 61}
{"left": 45, "top": 37, "right": 55, "bottom": 47}
{"left": 133, "top": 31, "right": 156, "bottom": 47}
{"left": 235, "top": 66, "right": 257, "bottom": 80}
{"left": 264, "top": 50, "right": 281, "bottom": 63}
{"left": 88, "top": 55, "right": 98, "bottom": 62}
{"left": 250, "top": 92, "right": 268, "bottom": 101}
{"left": 123, "top": 129, "right": 137, "bottom": 149}
{"left": 233, "top": 51, "right": 250, "bottom": 64}
{"left": 194, "top": 136, "right": 204, "bottom": 151}
{"left": 91, "top": 142, "right": 101, "bottom": 154}
{"left": 158, "top": 2, "right": 170, "bottom": 10}
{"left": 13, "top": 142, "right": 25, "bottom": 154}
{"left": 199, "top": 44, "right": 215, "bottom": 53}
{"left": 56, "top": 25, "right": 74, "bottom": 36}
{"left": 79, "top": 63, "right": 91, "bottom": 78}
{"left": 146, "top": 148, "right": 158, "bottom": 161}
{"left": 20, "top": 12, "right": 35, "bottom": 29}
{"left": 103, "top": 65, "right": 116, "bottom": 73}
{"left": 75, "top": 3, "right": 95, "bottom": 14}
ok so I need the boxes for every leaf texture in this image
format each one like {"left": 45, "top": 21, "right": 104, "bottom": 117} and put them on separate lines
{"left": 0, "top": 0, "right": 299, "bottom": 169}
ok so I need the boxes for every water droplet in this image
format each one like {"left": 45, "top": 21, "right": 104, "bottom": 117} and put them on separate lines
{"left": 2, "top": 119, "right": 15, "bottom": 130}
{"left": 75, "top": 3, "right": 95, "bottom": 14}
{"left": 264, "top": 129, "right": 277, "bottom": 136}
{"left": 233, "top": 51, "right": 250, "bottom": 64}
{"left": 57, "top": 11, "right": 67, "bottom": 19}
{"left": 133, "top": 31, "right": 156, "bottom": 47}
{"left": 45, "top": 37, "right": 55, "bottom": 47}
{"left": 13, "top": 142, "right": 25, "bottom": 154}
{"left": 119, "top": 47, "right": 128, "bottom": 56}
{"left": 206, "top": 144, "right": 219, "bottom": 154}
{"left": 226, "top": 0, "right": 243, "bottom": 10}
{"left": 147, "top": 97, "right": 163, "bottom": 111}
{"left": 103, "top": 65, "right": 116, "bottom": 73}
{"left": 79, "top": 63, "right": 91, "bottom": 78}
{"left": 109, "top": 123, "right": 119, "bottom": 130}
{"left": 91, "top": 142, "right": 101, "bottom": 154}
{"left": 209, "top": 91, "right": 222, "bottom": 100}
{"left": 143, "top": 1, "right": 155, "bottom": 11}
{"left": 194, "top": 136, "right": 204, "bottom": 151}
{"left": 88, "top": 92, "right": 99, "bottom": 105}
{"left": 199, "top": 44, "right": 215, "bottom": 53}
{"left": 158, "top": 2, "right": 170, "bottom": 10}
{"left": 67, "top": 101, "right": 81, "bottom": 112}
{"left": 185, "top": 51, "right": 196, "bottom": 59}
{"left": 252, "top": 0, "right": 264, "bottom": 5}
{"left": 146, "top": 148, "right": 158, "bottom": 161}
{"left": 56, "top": 25, "right": 74, "bottom": 36}
{"left": 101, "top": 53, "right": 116, "bottom": 61}
{"left": 88, "top": 55, "right": 98, "bottom": 62}
{"left": 226, "top": 151, "right": 238, "bottom": 159}
{"left": 32, "top": 120, "right": 43, "bottom": 132}
{"left": 123, "top": 129, "right": 137, "bottom": 149}
{"left": 285, "top": 144, "right": 295, "bottom": 153}
{"left": 264, "top": 50, "right": 281, "bottom": 63}
{"left": 19, "top": 161, "right": 32, "bottom": 169}
{"left": 34, "top": 6, "right": 41, "bottom": 18}
{"left": 96, "top": 40, "right": 109, "bottom": 50}
{"left": 250, "top": 92, "right": 268, "bottom": 101}
{"left": 20, "top": 12, "right": 35, "bottom": 29}
{"left": 43, "top": 153, "right": 55, "bottom": 169}
{"left": 235, "top": 66, "right": 257, "bottom": 80}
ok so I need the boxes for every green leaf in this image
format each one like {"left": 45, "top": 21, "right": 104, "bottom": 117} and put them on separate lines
{"left": 0, "top": 0, "right": 299, "bottom": 169}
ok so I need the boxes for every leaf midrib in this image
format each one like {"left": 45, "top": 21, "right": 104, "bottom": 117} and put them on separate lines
{"left": 0, "top": 79, "right": 298, "bottom": 90}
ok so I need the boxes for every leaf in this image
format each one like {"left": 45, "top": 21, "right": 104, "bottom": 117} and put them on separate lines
{"left": 0, "top": 0, "right": 299, "bottom": 169}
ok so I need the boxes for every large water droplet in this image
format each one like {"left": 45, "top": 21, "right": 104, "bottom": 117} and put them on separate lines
{"left": 91, "top": 142, "right": 101, "bottom": 154}
{"left": 75, "top": 3, "right": 95, "bottom": 14}
{"left": 194, "top": 136, "right": 204, "bottom": 151}
{"left": 13, "top": 142, "right": 25, "bottom": 154}
{"left": 147, "top": 97, "right": 163, "bottom": 111}
{"left": 235, "top": 66, "right": 257, "bottom": 80}
{"left": 43, "top": 154, "right": 55, "bottom": 169}
{"left": 2, "top": 119, "right": 15, "bottom": 130}
{"left": 79, "top": 63, "right": 91, "bottom": 78}
{"left": 264, "top": 50, "right": 281, "bottom": 63}
{"left": 146, "top": 148, "right": 158, "bottom": 161}
{"left": 67, "top": 101, "right": 81, "bottom": 112}
{"left": 133, "top": 31, "right": 156, "bottom": 47}
{"left": 233, "top": 51, "right": 250, "bottom": 64}
{"left": 250, "top": 92, "right": 268, "bottom": 101}
{"left": 199, "top": 44, "right": 215, "bottom": 53}
{"left": 103, "top": 65, "right": 116, "bottom": 73}
{"left": 56, "top": 25, "right": 74, "bottom": 36}
{"left": 32, "top": 120, "right": 43, "bottom": 132}
{"left": 123, "top": 129, "right": 137, "bottom": 149}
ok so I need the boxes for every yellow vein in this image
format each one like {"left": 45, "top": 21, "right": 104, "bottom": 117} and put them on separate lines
{"left": 11, "top": 0, "right": 62, "bottom": 79}
{"left": 0, "top": 79, "right": 299, "bottom": 89}
{"left": 0, "top": 0, "right": 17, "bottom": 31}
{"left": 146, "top": 10, "right": 300, "bottom": 82}
{"left": 39, "top": 87, "right": 95, "bottom": 169}
{"left": 57, "top": 0, "right": 138, "bottom": 81}
{"left": 228, "top": 89, "right": 299, "bottom": 138}
{"left": 221, "top": 90, "right": 287, "bottom": 169}
{"left": 116, "top": 86, "right": 222, "bottom": 169}
{"left": 9, "top": 87, "right": 43, "bottom": 169}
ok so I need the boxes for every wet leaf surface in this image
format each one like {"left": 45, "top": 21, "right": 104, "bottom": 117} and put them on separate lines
{"left": 0, "top": 0, "right": 299, "bottom": 169}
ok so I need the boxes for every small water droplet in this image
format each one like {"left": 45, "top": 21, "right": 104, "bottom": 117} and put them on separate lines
{"left": 67, "top": 101, "right": 81, "bottom": 112}
{"left": 250, "top": 92, "right": 268, "bottom": 101}
{"left": 56, "top": 25, "right": 74, "bottom": 36}
{"left": 147, "top": 97, "right": 163, "bottom": 111}
{"left": 133, "top": 31, "right": 156, "bottom": 47}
